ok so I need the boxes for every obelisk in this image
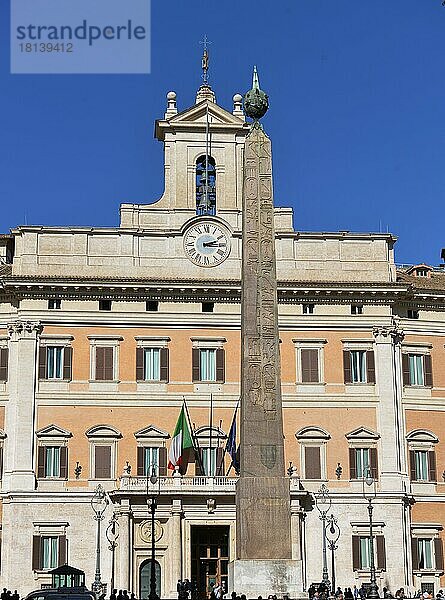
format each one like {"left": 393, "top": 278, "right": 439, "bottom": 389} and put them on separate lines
{"left": 230, "top": 68, "right": 302, "bottom": 598}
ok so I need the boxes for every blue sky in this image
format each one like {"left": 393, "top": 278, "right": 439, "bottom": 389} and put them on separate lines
{"left": 1, "top": 1, "right": 444, "bottom": 265}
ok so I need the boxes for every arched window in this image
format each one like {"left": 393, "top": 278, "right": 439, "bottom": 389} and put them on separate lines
{"left": 140, "top": 559, "right": 161, "bottom": 599}
{"left": 196, "top": 155, "right": 216, "bottom": 216}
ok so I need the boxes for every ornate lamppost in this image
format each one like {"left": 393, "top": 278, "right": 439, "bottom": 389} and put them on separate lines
{"left": 147, "top": 466, "right": 160, "bottom": 600}
{"left": 325, "top": 513, "right": 340, "bottom": 593}
{"left": 91, "top": 484, "right": 109, "bottom": 595}
{"left": 314, "top": 483, "right": 331, "bottom": 592}
{"left": 363, "top": 468, "right": 379, "bottom": 599}
{"left": 106, "top": 514, "right": 119, "bottom": 595}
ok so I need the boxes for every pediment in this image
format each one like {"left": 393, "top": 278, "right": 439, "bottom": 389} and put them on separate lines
{"left": 406, "top": 429, "right": 439, "bottom": 443}
{"left": 295, "top": 426, "right": 330, "bottom": 440}
{"left": 85, "top": 424, "right": 122, "bottom": 439}
{"left": 167, "top": 101, "right": 245, "bottom": 127}
{"left": 345, "top": 426, "right": 380, "bottom": 440}
{"left": 36, "top": 424, "right": 72, "bottom": 438}
{"left": 134, "top": 425, "right": 170, "bottom": 440}
{"left": 194, "top": 426, "right": 226, "bottom": 438}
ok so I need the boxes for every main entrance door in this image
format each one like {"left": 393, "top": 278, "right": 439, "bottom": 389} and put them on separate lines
{"left": 140, "top": 559, "right": 161, "bottom": 599}
{"left": 191, "top": 526, "right": 230, "bottom": 600}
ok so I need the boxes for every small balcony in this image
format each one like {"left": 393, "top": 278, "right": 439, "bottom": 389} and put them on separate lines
{"left": 118, "top": 474, "right": 238, "bottom": 495}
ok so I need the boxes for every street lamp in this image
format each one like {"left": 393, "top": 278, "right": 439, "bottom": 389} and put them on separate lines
{"left": 147, "top": 466, "right": 160, "bottom": 600}
{"left": 106, "top": 514, "right": 120, "bottom": 595}
{"left": 91, "top": 484, "right": 109, "bottom": 595}
{"left": 314, "top": 483, "right": 331, "bottom": 592}
{"left": 363, "top": 468, "right": 379, "bottom": 599}
{"left": 325, "top": 514, "right": 340, "bottom": 593}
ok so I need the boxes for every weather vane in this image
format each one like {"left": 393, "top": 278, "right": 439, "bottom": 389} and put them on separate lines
{"left": 199, "top": 35, "right": 211, "bottom": 84}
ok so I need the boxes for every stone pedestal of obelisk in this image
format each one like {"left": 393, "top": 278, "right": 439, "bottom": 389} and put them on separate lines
{"left": 229, "top": 70, "right": 304, "bottom": 599}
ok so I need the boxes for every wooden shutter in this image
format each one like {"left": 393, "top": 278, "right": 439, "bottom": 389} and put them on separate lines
{"left": 424, "top": 355, "right": 433, "bottom": 387}
{"left": 160, "top": 348, "right": 169, "bottom": 382}
{"left": 370, "top": 447, "right": 378, "bottom": 479}
{"left": 411, "top": 538, "right": 419, "bottom": 570}
{"left": 402, "top": 353, "right": 410, "bottom": 386}
{"left": 32, "top": 536, "right": 41, "bottom": 570}
{"left": 192, "top": 349, "right": 200, "bottom": 382}
{"left": 409, "top": 450, "right": 417, "bottom": 481}
{"left": 59, "top": 446, "right": 68, "bottom": 479}
{"left": 136, "top": 347, "right": 144, "bottom": 381}
{"left": 435, "top": 538, "right": 444, "bottom": 571}
{"left": 376, "top": 535, "right": 386, "bottom": 570}
{"left": 58, "top": 535, "right": 67, "bottom": 567}
{"left": 0, "top": 348, "right": 8, "bottom": 382}
{"left": 301, "top": 349, "right": 318, "bottom": 383}
{"left": 95, "top": 347, "right": 105, "bottom": 381}
{"left": 137, "top": 446, "right": 145, "bottom": 476}
{"left": 96, "top": 347, "right": 114, "bottom": 381}
{"left": 216, "top": 349, "right": 225, "bottom": 383}
{"left": 195, "top": 448, "right": 204, "bottom": 475}
{"left": 62, "top": 347, "right": 72, "bottom": 381}
{"left": 215, "top": 447, "right": 224, "bottom": 475}
{"left": 352, "top": 535, "right": 360, "bottom": 571}
{"left": 343, "top": 350, "right": 352, "bottom": 384}
{"left": 38, "top": 346, "right": 47, "bottom": 380}
{"left": 158, "top": 447, "right": 167, "bottom": 476}
{"left": 349, "top": 448, "right": 357, "bottom": 479}
{"left": 304, "top": 446, "right": 321, "bottom": 480}
{"left": 428, "top": 451, "right": 437, "bottom": 482}
{"left": 366, "top": 351, "right": 375, "bottom": 384}
{"left": 37, "top": 446, "right": 46, "bottom": 478}
{"left": 95, "top": 446, "right": 111, "bottom": 479}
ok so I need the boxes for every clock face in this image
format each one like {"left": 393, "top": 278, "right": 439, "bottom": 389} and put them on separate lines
{"left": 184, "top": 221, "right": 231, "bottom": 267}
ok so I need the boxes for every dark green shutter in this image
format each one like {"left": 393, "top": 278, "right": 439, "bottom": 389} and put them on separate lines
{"left": 63, "top": 347, "right": 72, "bottom": 381}
{"left": 39, "top": 347, "right": 47, "bottom": 380}
{"left": 352, "top": 536, "right": 360, "bottom": 571}
{"left": 158, "top": 447, "right": 167, "bottom": 476}
{"left": 366, "top": 351, "right": 375, "bottom": 383}
{"left": 137, "top": 447, "right": 145, "bottom": 476}
{"left": 424, "top": 355, "right": 433, "bottom": 387}
{"left": 0, "top": 348, "right": 8, "bottom": 382}
{"left": 376, "top": 535, "right": 386, "bottom": 570}
{"left": 192, "top": 349, "right": 200, "bottom": 382}
{"left": 59, "top": 447, "right": 68, "bottom": 479}
{"left": 349, "top": 448, "right": 357, "bottom": 479}
{"left": 402, "top": 354, "right": 410, "bottom": 385}
{"left": 343, "top": 351, "right": 352, "bottom": 384}
{"left": 216, "top": 349, "right": 225, "bottom": 382}
{"left": 32, "top": 536, "right": 41, "bottom": 570}
{"left": 160, "top": 348, "right": 169, "bottom": 382}
{"left": 37, "top": 446, "right": 46, "bottom": 478}
{"left": 136, "top": 348, "right": 144, "bottom": 381}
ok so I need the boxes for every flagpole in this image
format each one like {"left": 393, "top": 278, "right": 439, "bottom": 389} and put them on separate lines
{"left": 209, "top": 393, "right": 213, "bottom": 476}
{"left": 183, "top": 397, "right": 205, "bottom": 475}
{"left": 216, "top": 419, "right": 223, "bottom": 476}
{"left": 223, "top": 399, "right": 240, "bottom": 476}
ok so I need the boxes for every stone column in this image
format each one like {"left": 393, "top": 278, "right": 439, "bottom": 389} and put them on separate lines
{"left": 290, "top": 502, "right": 302, "bottom": 561}
{"left": 373, "top": 325, "right": 406, "bottom": 491}
{"left": 118, "top": 502, "right": 132, "bottom": 591}
{"left": 3, "top": 320, "right": 42, "bottom": 492}
{"left": 169, "top": 499, "right": 182, "bottom": 596}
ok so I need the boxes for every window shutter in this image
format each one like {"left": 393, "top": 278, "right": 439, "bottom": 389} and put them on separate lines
{"left": 428, "top": 451, "right": 437, "bottom": 482}
{"left": 301, "top": 349, "right": 318, "bottom": 383}
{"left": 95, "top": 347, "right": 105, "bottom": 381}
{"left": 159, "top": 447, "right": 167, "bottom": 476}
{"left": 376, "top": 535, "right": 386, "bottom": 570}
{"left": 304, "top": 446, "right": 321, "bottom": 480}
{"left": 194, "top": 448, "right": 204, "bottom": 475}
{"left": 59, "top": 446, "right": 68, "bottom": 479}
{"left": 0, "top": 445, "right": 3, "bottom": 479}
{"left": 215, "top": 447, "right": 224, "bottom": 475}
{"left": 366, "top": 351, "right": 376, "bottom": 384}
{"left": 136, "top": 347, "right": 144, "bottom": 381}
{"left": 402, "top": 353, "right": 410, "bottom": 386}
{"left": 0, "top": 348, "right": 8, "bottom": 381}
{"left": 37, "top": 446, "right": 46, "bottom": 478}
{"left": 160, "top": 348, "right": 169, "bottom": 382}
{"left": 38, "top": 346, "right": 47, "bottom": 380}
{"left": 409, "top": 450, "right": 417, "bottom": 481}
{"left": 370, "top": 447, "right": 378, "bottom": 479}
{"left": 343, "top": 350, "right": 352, "bottom": 384}
{"left": 352, "top": 535, "right": 360, "bottom": 571}
{"left": 137, "top": 446, "right": 145, "bottom": 476}
{"left": 216, "top": 349, "right": 225, "bottom": 383}
{"left": 349, "top": 448, "right": 357, "bottom": 479}
{"left": 63, "top": 347, "right": 72, "bottom": 381}
{"left": 104, "top": 347, "right": 114, "bottom": 381}
{"left": 435, "top": 538, "right": 444, "bottom": 571}
{"left": 32, "top": 536, "right": 41, "bottom": 571}
{"left": 424, "top": 355, "right": 433, "bottom": 387}
{"left": 95, "top": 446, "right": 111, "bottom": 479}
{"left": 411, "top": 538, "right": 419, "bottom": 570}
{"left": 96, "top": 347, "right": 114, "bottom": 381}
{"left": 192, "top": 349, "right": 200, "bottom": 382}
{"left": 58, "top": 535, "right": 67, "bottom": 567}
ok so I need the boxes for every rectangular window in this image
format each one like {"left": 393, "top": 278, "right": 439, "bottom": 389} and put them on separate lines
{"left": 355, "top": 448, "right": 370, "bottom": 479}
{"left": 99, "top": 300, "right": 112, "bottom": 311}
{"left": 95, "top": 347, "right": 114, "bottom": 381}
{"left": 350, "top": 350, "right": 367, "bottom": 383}
{"left": 403, "top": 353, "right": 432, "bottom": 387}
{"left": 408, "top": 309, "right": 419, "bottom": 319}
{"left": 41, "top": 537, "right": 58, "bottom": 569}
{"left": 144, "top": 348, "right": 161, "bottom": 381}
{"left": 199, "top": 349, "right": 217, "bottom": 382}
{"left": 304, "top": 446, "right": 321, "bottom": 480}
{"left": 202, "top": 447, "right": 217, "bottom": 476}
{"left": 418, "top": 539, "right": 434, "bottom": 569}
{"left": 202, "top": 302, "right": 214, "bottom": 313}
{"left": 359, "top": 537, "right": 372, "bottom": 569}
{"left": 300, "top": 348, "right": 319, "bottom": 383}
{"left": 409, "top": 354, "right": 424, "bottom": 386}
{"left": 48, "top": 299, "right": 61, "bottom": 310}
{"left": 146, "top": 301, "right": 159, "bottom": 312}
{"left": 0, "top": 347, "right": 8, "bottom": 382}
{"left": 143, "top": 447, "right": 160, "bottom": 476}
{"left": 94, "top": 445, "right": 112, "bottom": 479}
{"left": 302, "top": 304, "right": 315, "bottom": 315}
{"left": 137, "top": 446, "right": 167, "bottom": 477}
{"left": 37, "top": 446, "right": 67, "bottom": 479}
{"left": 415, "top": 450, "right": 429, "bottom": 481}
{"left": 351, "top": 304, "right": 363, "bottom": 315}
{"left": 47, "top": 346, "right": 64, "bottom": 379}
{"left": 45, "top": 447, "right": 60, "bottom": 478}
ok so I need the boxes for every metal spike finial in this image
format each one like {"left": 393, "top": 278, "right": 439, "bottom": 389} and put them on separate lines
{"left": 252, "top": 65, "right": 260, "bottom": 90}
{"left": 244, "top": 65, "right": 269, "bottom": 122}
{"left": 199, "top": 35, "right": 211, "bottom": 84}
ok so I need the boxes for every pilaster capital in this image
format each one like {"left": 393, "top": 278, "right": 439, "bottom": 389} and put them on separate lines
{"left": 7, "top": 320, "right": 43, "bottom": 340}
{"left": 171, "top": 498, "right": 183, "bottom": 516}
{"left": 372, "top": 324, "right": 404, "bottom": 345}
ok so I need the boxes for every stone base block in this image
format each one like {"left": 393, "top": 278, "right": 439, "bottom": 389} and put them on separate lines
{"left": 229, "top": 559, "right": 306, "bottom": 599}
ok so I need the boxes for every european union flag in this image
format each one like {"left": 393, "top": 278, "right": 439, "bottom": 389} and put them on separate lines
{"left": 225, "top": 403, "right": 239, "bottom": 475}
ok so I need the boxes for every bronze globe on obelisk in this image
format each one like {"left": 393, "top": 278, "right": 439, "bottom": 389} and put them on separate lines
{"left": 229, "top": 68, "right": 304, "bottom": 598}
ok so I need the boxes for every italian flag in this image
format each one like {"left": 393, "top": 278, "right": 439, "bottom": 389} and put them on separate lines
{"left": 168, "top": 405, "right": 194, "bottom": 474}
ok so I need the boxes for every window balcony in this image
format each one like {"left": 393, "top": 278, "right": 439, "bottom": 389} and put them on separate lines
{"left": 118, "top": 474, "right": 238, "bottom": 494}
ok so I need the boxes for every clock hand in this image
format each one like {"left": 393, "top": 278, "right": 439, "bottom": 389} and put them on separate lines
{"left": 203, "top": 241, "right": 225, "bottom": 247}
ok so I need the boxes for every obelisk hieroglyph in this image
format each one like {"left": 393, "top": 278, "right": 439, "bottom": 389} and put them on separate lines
{"left": 230, "top": 68, "right": 303, "bottom": 598}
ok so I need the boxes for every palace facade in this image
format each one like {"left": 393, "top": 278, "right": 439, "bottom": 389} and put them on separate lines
{"left": 1, "top": 79, "right": 445, "bottom": 598}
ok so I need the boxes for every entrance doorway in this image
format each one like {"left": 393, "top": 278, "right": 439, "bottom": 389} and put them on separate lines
{"left": 140, "top": 559, "right": 161, "bottom": 599}
{"left": 191, "top": 526, "right": 230, "bottom": 600}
